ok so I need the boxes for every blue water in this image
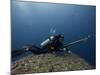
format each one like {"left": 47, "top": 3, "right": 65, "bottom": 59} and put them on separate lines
{"left": 11, "top": 1, "right": 96, "bottom": 66}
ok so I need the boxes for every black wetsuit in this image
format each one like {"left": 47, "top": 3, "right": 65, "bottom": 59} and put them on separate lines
{"left": 28, "top": 35, "right": 64, "bottom": 54}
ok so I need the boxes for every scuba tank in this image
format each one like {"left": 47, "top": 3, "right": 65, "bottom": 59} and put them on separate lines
{"left": 40, "top": 35, "right": 54, "bottom": 48}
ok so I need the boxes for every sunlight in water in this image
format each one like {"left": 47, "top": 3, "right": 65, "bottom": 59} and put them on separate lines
{"left": 12, "top": 0, "right": 58, "bottom": 16}
{"left": 12, "top": 1, "right": 31, "bottom": 15}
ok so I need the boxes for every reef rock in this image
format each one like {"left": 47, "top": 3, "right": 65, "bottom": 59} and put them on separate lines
{"left": 11, "top": 52, "right": 94, "bottom": 74}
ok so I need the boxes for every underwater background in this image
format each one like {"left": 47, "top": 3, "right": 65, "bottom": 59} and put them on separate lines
{"left": 11, "top": 1, "right": 96, "bottom": 66}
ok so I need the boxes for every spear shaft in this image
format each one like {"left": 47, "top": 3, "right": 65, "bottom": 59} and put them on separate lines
{"left": 64, "top": 35, "right": 91, "bottom": 48}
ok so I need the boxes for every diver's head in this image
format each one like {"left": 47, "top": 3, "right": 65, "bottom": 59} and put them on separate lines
{"left": 57, "top": 34, "right": 64, "bottom": 42}
{"left": 49, "top": 34, "right": 64, "bottom": 42}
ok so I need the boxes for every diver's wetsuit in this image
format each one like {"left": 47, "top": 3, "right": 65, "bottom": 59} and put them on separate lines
{"left": 51, "top": 38, "right": 63, "bottom": 51}
{"left": 28, "top": 45, "right": 47, "bottom": 54}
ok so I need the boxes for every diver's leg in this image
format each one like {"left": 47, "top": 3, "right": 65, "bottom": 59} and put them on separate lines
{"left": 29, "top": 45, "right": 47, "bottom": 54}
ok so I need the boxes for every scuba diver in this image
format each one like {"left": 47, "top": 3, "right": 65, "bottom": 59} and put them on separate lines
{"left": 23, "top": 34, "right": 91, "bottom": 54}
{"left": 24, "top": 34, "right": 68, "bottom": 54}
